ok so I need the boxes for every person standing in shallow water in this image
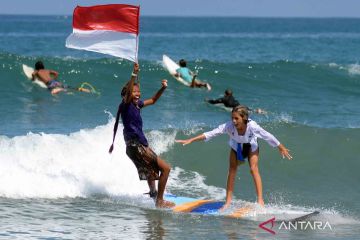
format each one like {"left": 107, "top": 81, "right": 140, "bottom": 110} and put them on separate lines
{"left": 176, "top": 105, "right": 292, "bottom": 209}
{"left": 109, "top": 63, "right": 175, "bottom": 208}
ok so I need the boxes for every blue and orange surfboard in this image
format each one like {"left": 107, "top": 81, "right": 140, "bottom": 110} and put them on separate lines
{"left": 164, "top": 194, "right": 253, "bottom": 218}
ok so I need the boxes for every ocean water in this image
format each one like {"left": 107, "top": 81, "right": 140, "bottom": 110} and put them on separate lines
{"left": 1, "top": 15, "right": 360, "bottom": 239}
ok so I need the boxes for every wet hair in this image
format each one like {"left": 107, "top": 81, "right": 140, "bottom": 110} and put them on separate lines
{"left": 225, "top": 89, "right": 233, "bottom": 96}
{"left": 35, "top": 61, "right": 44, "bottom": 70}
{"left": 232, "top": 105, "right": 249, "bottom": 124}
{"left": 121, "top": 82, "right": 139, "bottom": 97}
{"left": 121, "top": 86, "right": 127, "bottom": 97}
{"left": 179, "top": 59, "right": 187, "bottom": 67}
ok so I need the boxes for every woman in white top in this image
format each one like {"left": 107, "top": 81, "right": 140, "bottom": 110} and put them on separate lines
{"left": 176, "top": 105, "right": 292, "bottom": 209}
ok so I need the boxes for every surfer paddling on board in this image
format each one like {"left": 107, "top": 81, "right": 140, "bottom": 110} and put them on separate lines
{"left": 31, "top": 61, "right": 90, "bottom": 95}
{"left": 176, "top": 105, "right": 292, "bottom": 209}
{"left": 175, "top": 59, "right": 211, "bottom": 90}
{"left": 109, "top": 63, "right": 175, "bottom": 209}
{"left": 206, "top": 89, "right": 267, "bottom": 114}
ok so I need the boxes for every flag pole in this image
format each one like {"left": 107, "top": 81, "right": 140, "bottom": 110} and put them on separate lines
{"left": 135, "top": 5, "right": 140, "bottom": 84}
{"left": 135, "top": 5, "right": 140, "bottom": 64}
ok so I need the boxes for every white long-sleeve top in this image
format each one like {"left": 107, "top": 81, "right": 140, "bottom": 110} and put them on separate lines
{"left": 203, "top": 119, "right": 280, "bottom": 152}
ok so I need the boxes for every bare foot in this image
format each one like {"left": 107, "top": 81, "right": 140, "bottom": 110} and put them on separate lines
{"left": 156, "top": 199, "right": 175, "bottom": 208}
{"left": 51, "top": 88, "right": 65, "bottom": 95}
{"left": 257, "top": 199, "right": 265, "bottom": 207}
{"left": 206, "top": 83, "right": 212, "bottom": 91}
{"left": 78, "top": 87, "right": 91, "bottom": 93}
{"left": 219, "top": 202, "right": 231, "bottom": 211}
{"left": 255, "top": 108, "right": 267, "bottom": 115}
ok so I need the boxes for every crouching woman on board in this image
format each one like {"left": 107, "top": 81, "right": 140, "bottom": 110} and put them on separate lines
{"left": 176, "top": 105, "right": 292, "bottom": 209}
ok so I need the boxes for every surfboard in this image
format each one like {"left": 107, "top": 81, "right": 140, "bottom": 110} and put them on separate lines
{"left": 164, "top": 194, "right": 320, "bottom": 221}
{"left": 164, "top": 194, "right": 253, "bottom": 218}
{"left": 288, "top": 211, "right": 320, "bottom": 223}
{"left": 22, "top": 64, "right": 47, "bottom": 88}
{"left": 162, "top": 55, "right": 211, "bottom": 90}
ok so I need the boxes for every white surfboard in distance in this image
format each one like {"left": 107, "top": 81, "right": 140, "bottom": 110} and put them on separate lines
{"left": 162, "top": 55, "right": 211, "bottom": 90}
{"left": 22, "top": 64, "right": 47, "bottom": 88}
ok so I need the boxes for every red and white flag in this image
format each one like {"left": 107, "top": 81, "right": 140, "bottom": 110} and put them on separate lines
{"left": 66, "top": 4, "right": 140, "bottom": 62}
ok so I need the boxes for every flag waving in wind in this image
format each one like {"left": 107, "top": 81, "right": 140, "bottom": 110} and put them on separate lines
{"left": 66, "top": 4, "right": 140, "bottom": 62}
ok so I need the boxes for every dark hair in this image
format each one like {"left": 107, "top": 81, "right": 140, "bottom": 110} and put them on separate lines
{"left": 121, "top": 86, "right": 127, "bottom": 97}
{"left": 232, "top": 105, "right": 249, "bottom": 124}
{"left": 35, "top": 61, "right": 44, "bottom": 70}
{"left": 225, "top": 89, "right": 232, "bottom": 96}
{"left": 121, "top": 82, "right": 139, "bottom": 97}
{"left": 179, "top": 59, "right": 187, "bottom": 67}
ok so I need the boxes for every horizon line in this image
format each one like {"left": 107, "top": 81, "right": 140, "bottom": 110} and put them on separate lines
{"left": 0, "top": 13, "right": 360, "bottom": 19}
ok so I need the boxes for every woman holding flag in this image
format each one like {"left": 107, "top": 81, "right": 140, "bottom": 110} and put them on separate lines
{"left": 66, "top": 4, "right": 174, "bottom": 208}
{"left": 109, "top": 63, "right": 175, "bottom": 208}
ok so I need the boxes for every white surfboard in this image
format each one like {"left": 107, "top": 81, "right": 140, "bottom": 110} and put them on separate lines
{"left": 22, "top": 64, "right": 47, "bottom": 88}
{"left": 162, "top": 55, "right": 211, "bottom": 90}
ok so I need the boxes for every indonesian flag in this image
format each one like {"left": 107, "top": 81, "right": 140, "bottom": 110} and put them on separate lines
{"left": 66, "top": 4, "right": 140, "bottom": 62}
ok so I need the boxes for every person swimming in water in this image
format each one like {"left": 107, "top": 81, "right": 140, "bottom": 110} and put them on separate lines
{"left": 206, "top": 89, "right": 267, "bottom": 114}
{"left": 207, "top": 89, "right": 240, "bottom": 108}
{"left": 32, "top": 61, "right": 90, "bottom": 94}
{"left": 175, "top": 59, "right": 211, "bottom": 90}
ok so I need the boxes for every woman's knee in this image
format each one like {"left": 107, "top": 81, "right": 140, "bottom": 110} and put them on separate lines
{"left": 249, "top": 164, "right": 259, "bottom": 175}
{"left": 248, "top": 150, "right": 260, "bottom": 174}
{"left": 158, "top": 158, "right": 171, "bottom": 174}
{"left": 163, "top": 164, "right": 171, "bottom": 174}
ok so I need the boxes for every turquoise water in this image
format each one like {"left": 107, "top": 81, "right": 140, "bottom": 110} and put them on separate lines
{"left": 1, "top": 15, "right": 360, "bottom": 239}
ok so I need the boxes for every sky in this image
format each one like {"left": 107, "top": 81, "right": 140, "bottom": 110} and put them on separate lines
{"left": 1, "top": 0, "right": 360, "bottom": 18}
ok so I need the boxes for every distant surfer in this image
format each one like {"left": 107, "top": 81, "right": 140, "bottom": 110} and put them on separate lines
{"left": 176, "top": 105, "right": 292, "bottom": 209}
{"left": 109, "top": 63, "right": 175, "bottom": 208}
{"left": 175, "top": 59, "right": 211, "bottom": 90}
{"left": 32, "top": 61, "right": 90, "bottom": 95}
{"left": 206, "top": 89, "right": 266, "bottom": 114}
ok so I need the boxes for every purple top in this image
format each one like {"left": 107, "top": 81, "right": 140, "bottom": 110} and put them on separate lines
{"left": 119, "top": 99, "right": 148, "bottom": 146}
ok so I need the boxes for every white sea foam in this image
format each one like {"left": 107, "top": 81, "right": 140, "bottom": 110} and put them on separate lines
{"left": 167, "top": 167, "right": 225, "bottom": 199}
{"left": 1, "top": 121, "right": 357, "bottom": 225}
{"left": 276, "top": 112, "right": 294, "bottom": 124}
{"left": 146, "top": 129, "right": 177, "bottom": 155}
{"left": 0, "top": 119, "right": 222, "bottom": 201}
{"left": 348, "top": 63, "right": 360, "bottom": 75}
{"left": 0, "top": 121, "right": 170, "bottom": 199}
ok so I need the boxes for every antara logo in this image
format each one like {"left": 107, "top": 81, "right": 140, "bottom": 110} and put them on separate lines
{"left": 259, "top": 217, "right": 276, "bottom": 234}
{"left": 259, "top": 217, "right": 332, "bottom": 235}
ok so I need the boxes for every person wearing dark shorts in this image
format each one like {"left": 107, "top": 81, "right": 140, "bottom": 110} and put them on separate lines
{"left": 109, "top": 63, "right": 175, "bottom": 208}
{"left": 46, "top": 79, "right": 64, "bottom": 90}
{"left": 126, "top": 139, "right": 160, "bottom": 182}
